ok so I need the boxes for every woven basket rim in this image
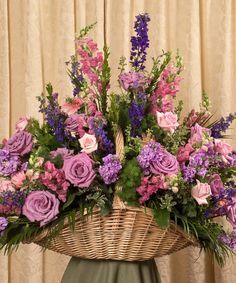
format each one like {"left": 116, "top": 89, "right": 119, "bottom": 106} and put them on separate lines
{"left": 31, "top": 204, "right": 198, "bottom": 247}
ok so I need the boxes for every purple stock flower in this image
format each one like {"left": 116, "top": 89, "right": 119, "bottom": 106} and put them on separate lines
{"left": 0, "top": 190, "right": 26, "bottom": 215}
{"left": 0, "top": 149, "right": 23, "bottom": 176}
{"left": 130, "top": 13, "right": 150, "bottom": 71}
{"left": 0, "top": 217, "right": 8, "bottom": 232}
{"left": 99, "top": 154, "right": 122, "bottom": 184}
{"left": 211, "top": 113, "right": 236, "bottom": 138}
{"left": 137, "top": 141, "right": 178, "bottom": 175}
{"left": 218, "top": 232, "right": 236, "bottom": 249}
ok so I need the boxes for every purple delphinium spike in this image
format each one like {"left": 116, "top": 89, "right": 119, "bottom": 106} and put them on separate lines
{"left": 130, "top": 13, "right": 150, "bottom": 71}
{"left": 211, "top": 113, "right": 236, "bottom": 138}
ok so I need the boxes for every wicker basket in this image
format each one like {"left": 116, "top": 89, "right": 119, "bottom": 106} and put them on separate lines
{"left": 33, "top": 129, "right": 197, "bottom": 261}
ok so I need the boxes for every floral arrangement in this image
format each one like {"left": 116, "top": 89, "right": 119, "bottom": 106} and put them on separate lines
{"left": 1, "top": 14, "right": 236, "bottom": 265}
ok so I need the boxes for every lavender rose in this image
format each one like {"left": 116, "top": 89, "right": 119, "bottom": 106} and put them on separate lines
{"left": 150, "top": 150, "right": 178, "bottom": 175}
{"left": 50, "top": 147, "right": 74, "bottom": 160}
{"left": 63, "top": 153, "right": 96, "bottom": 187}
{"left": 5, "top": 131, "right": 33, "bottom": 156}
{"left": 210, "top": 174, "right": 224, "bottom": 196}
{"left": 22, "top": 191, "right": 60, "bottom": 226}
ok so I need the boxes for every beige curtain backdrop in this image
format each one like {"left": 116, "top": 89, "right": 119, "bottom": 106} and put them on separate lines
{"left": 0, "top": 0, "right": 236, "bottom": 282}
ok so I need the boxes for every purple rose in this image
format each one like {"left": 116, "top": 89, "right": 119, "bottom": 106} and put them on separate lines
{"left": 150, "top": 150, "right": 178, "bottom": 175}
{"left": 0, "top": 217, "right": 8, "bottom": 232}
{"left": 210, "top": 174, "right": 224, "bottom": 196}
{"left": 226, "top": 200, "right": 236, "bottom": 228}
{"left": 5, "top": 131, "right": 33, "bottom": 156}
{"left": 63, "top": 153, "right": 96, "bottom": 187}
{"left": 22, "top": 191, "right": 60, "bottom": 226}
{"left": 65, "top": 114, "right": 86, "bottom": 132}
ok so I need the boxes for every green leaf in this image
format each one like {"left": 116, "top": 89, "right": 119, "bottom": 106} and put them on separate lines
{"left": 153, "top": 207, "right": 170, "bottom": 229}
{"left": 62, "top": 192, "right": 77, "bottom": 210}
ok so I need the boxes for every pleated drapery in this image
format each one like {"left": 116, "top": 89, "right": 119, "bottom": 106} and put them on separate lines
{"left": 0, "top": 1, "right": 236, "bottom": 282}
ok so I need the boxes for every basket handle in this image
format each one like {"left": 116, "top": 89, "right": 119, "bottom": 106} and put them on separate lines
{"left": 113, "top": 128, "right": 126, "bottom": 209}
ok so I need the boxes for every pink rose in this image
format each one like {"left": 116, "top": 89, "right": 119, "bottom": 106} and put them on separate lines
{"left": 210, "top": 174, "right": 224, "bottom": 196}
{"left": 214, "top": 139, "right": 233, "bottom": 163}
{"left": 22, "top": 191, "right": 60, "bottom": 226}
{"left": 177, "top": 143, "right": 194, "bottom": 162}
{"left": 191, "top": 180, "right": 212, "bottom": 205}
{"left": 156, "top": 111, "right": 179, "bottom": 134}
{"left": 0, "top": 180, "right": 15, "bottom": 192}
{"left": 62, "top": 98, "right": 83, "bottom": 115}
{"left": 63, "top": 153, "right": 96, "bottom": 188}
{"left": 4, "top": 131, "right": 33, "bottom": 156}
{"left": 79, "top": 133, "right": 98, "bottom": 154}
{"left": 189, "top": 123, "right": 210, "bottom": 145}
{"left": 15, "top": 117, "right": 29, "bottom": 132}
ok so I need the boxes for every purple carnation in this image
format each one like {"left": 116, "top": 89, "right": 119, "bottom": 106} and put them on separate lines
{"left": 0, "top": 149, "right": 23, "bottom": 176}
{"left": 119, "top": 72, "right": 146, "bottom": 91}
{"left": 50, "top": 147, "right": 74, "bottom": 160}
{"left": 0, "top": 217, "right": 8, "bottom": 232}
{"left": 99, "top": 154, "right": 122, "bottom": 184}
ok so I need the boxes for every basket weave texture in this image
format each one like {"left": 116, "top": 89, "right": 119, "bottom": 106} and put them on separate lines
{"left": 34, "top": 129, "right": 196, "bottom": 261}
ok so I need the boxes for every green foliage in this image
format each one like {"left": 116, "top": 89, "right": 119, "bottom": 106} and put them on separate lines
{"left": 76, "top": 22, "right": 97, "bottom": 39}
{"left": 100, "top": 46, "right": 111, "bottom": 114}
{"left": 153, "top": 206, "right": 170, "bottom": 229}
{"left": 118, "top": 158, "right": 142, "bottom": 206}
{"left": 146, "top": 51, "right": 171, "bottom": 95}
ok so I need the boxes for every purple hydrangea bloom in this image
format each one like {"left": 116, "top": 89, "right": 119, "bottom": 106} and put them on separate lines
{"left": 99, "top": 154, "right": 122, "bottom": 184}
{"left": 0, "top": 149, "right": 23, "bottom": 176}
{"left": 130, "top": 13, "right": 150, "bottom": 71}
{"left": 0, "top": 217, "right": 8, "bottom": 232}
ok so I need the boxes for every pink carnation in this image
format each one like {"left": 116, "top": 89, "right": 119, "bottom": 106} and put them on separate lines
{"left": 0, "top": 180, "right": 15, "bottom": 192}
{"left": 62, "top": 98, "right": 83, "bottom": 115}
{"left": 177, "top": 143, "right": 194, "bottom": 162}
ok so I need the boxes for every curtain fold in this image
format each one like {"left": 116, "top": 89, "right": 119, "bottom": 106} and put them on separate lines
{"left": 0, "top": 1, "right": 236, "bottom": 282}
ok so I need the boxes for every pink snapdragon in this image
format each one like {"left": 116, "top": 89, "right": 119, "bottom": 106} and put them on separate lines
{"left": 177, "top": 143, "right": 194, "bottom": 163}
{"left": 40, "top": 161, "right": 69, "bottom": 202}
{"left": 136, "top": 175, "right": 167, "bottom": 204}
{"left": 77, "top": 38, "right": 104, "bottom": 92}
{"left": 155, "top": 65, "right": 182, "bottom": 98}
